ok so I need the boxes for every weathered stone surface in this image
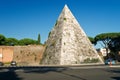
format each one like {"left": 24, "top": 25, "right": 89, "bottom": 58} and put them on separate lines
{"left": 0, "top": 45, "right": 45, "bottom": 66}
{"left": 41, "top": 5, "right": 103, "bottom": 65}
{"left": 13, "top": 45, "right": 45, "bottom": 66}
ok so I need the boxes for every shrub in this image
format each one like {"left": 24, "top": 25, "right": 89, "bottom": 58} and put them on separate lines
{"left": 84, "top": 58, "right": 99, "bottom": 63}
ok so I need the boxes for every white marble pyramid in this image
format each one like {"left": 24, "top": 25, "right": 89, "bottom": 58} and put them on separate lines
{"left": 41, "top": 5, "right": 103, "bottom": 65}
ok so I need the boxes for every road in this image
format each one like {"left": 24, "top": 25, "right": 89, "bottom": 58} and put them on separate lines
{"left": 0, "top": 65, "right": 120, "bottom": 80}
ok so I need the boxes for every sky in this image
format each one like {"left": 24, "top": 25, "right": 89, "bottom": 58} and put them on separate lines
{"left": 0, "top": 0, "right": 120, "bottom": 46}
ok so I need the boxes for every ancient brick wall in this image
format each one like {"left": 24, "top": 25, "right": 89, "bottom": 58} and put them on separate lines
{"left": 0, "top": 45, "right": 45, "bottom": 66}
{"left": 0, "top": 46, "right": 13, "bottom": 63}
{"left": 13, "top": 45, "right": 45, "bottom": 66}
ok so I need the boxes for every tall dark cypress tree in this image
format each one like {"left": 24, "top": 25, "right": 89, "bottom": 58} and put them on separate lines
{"left": 37, "top": 34, "right": 41, "bottom": 44}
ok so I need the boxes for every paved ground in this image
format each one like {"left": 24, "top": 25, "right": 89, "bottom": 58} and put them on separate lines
{"left": 0, "top": 65, "right": 120, "bottom": 80}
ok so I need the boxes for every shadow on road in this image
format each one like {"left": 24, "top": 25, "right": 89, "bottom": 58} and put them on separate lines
{"left": 23, "top": 67, "right": 67, "bottom": 73}
{"left": 23, "top": 66, "right": 87, "bottom": 80}
{"left": 0, "top": 67, "right": 87, "bottom": 80}
{"left": 105, "top": 68, "right": 120, "bottom": 80}
{"left": 0, "top": 68, "right": 22, "bottom": 80}
{"left": 111, "top": 77, "right": 120, "bottom": 80}
{"left": 111, "top": 69, "right": 120, "bottom": 80}
{"left": 105, "top": 68, "right": 120, "bottom": 73}
{"left": 57, "top": 71, "right": 87, "bottom": 80}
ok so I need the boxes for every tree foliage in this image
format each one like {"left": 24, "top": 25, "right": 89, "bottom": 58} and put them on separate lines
{"left": 88, "top": 36, "right": 95, "bottom": 44}
{"left": 37, "top": 34, "right": 41, "bottom": 44}
{"left": 108, "top": 37, "right": 120, "bottom": 52}
{"left": 95, "top": 32, "right": 120, "bottom": 48}
{"left": 95, "top": 32, "right": 120, "bottom": 60}
{"left": 0, "top": 34, "right": 6, "bottom": 45}
{"left": 0, "top": 34, "right": 41, "bottom": 46}
{"left": 5, "top": 38, "right": 18, "bottom": 46}
{"left": 18, "top": 38, "right": 37, "bottom": 45}
{"left": 109, "top": 37, "right": 120, "bottom": 61}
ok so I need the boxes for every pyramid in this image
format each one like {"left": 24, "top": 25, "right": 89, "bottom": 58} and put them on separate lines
{"left": 41, "top": 5, "right": 103, "bottom": 65}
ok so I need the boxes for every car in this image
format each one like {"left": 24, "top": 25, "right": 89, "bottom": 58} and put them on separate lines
{"left": 105, "top": 58, "right": 115, "bottom": 65}
{"left": 10, "top": 61, "right": 17, "bottom": 66}
{"left": 0, "top": 62, "right": 4, "bottom": 66}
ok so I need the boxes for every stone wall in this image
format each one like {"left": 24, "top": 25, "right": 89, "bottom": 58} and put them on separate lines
{"left": 0, "top": 45, "right": 45, "bottom": 66}
{"left": 0, "top": 46, "right": 13, "bottom": 63}
{"left": 13, "top": 45, "right": 45, "bottom": 66}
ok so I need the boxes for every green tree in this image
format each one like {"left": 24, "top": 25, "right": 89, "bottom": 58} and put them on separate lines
{"left": 109, "top": 37, "right": 120, "bottom": 51}
{"left": 37, "top": 34, "right": 41, "bottom": 44}
{"left": 95, "top": 32, "right": 120, "bottom": 59}
{"left": 88, "top": 36, "right": 96, "bottom": 44}
{"left": 5, "top": 38, "right": 18, "bottom": 46}
{"left": 18, "top": 38, "right": 37, "bottom": 45}
{"left": 108, "top": 37, "right": 120, "bottom": 61}
{"left": 0, "top": 34, "right": 6, "bottom": 45}
{"left": 95, "top": 32, "right": 120, "bottom": 48}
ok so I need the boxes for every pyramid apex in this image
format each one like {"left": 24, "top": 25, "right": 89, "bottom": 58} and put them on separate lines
{"left": 58, "top": 4, "right": 74, "bottom": 20}
{"left": 64, "top": 4, "right": 69, "bottom": 9}
{"left": 64, "top": 4, "right": 68, "bottom": 7}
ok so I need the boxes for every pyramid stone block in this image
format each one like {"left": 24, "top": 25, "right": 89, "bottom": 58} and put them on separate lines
{"left": 41, "top": 5, "right": 103, "bottom": 65}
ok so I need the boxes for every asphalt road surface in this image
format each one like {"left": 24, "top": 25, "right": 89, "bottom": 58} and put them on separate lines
{"left": 0, "top": 65, "right": 120, "bottom": 80}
